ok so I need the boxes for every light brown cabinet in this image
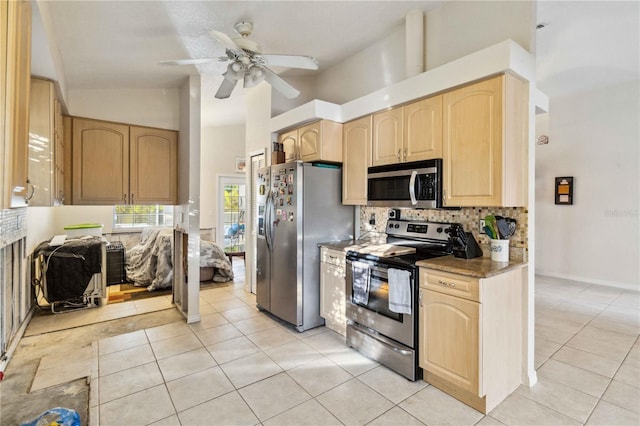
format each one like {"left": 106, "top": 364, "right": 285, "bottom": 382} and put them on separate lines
{"left": 129, "top": 126, "right": 178, "bottom": 205}
{"left": 279, "top": 128, "right": 297, "bottom": 163}
{"left": 372, "top": 107, "right": 403, "bottom": 166}
{"left": 28, "top": 78, "right": 65, "bottom": 206}
{"left": 342, "top": 115, "right": 371, "bottom": 205}
{"left": 418, "top": 267, "right": 523, "bottom": 414}
{"left": 442, "top": 74, "right": 527, "bottom": 207}
{"left": 2, "top": 0, "right": 31, "bottom": 208}
{"left": 71, "top": 117, "right": 177, "bottom": 205}
{"left": 320, "top": 247, "right": 347, "bottom": 337}
{"left": 278, "top": 120, "right": 343, "bottom": 163}
{"left": 372, "top": 96, "right": 443, "bottom": 167}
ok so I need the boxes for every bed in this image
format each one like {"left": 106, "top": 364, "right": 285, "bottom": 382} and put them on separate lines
{"left": 125, "top": 227, "right": 234, "bottom": 291}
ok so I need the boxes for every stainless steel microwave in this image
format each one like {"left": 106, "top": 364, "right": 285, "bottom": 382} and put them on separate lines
{"left": 367, "top": 159, "right": 442, "bottom": 208}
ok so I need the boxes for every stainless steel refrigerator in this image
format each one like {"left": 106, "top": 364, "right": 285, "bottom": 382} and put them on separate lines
{"left": 256, "top": 161, "right": 354, "bottom": 331}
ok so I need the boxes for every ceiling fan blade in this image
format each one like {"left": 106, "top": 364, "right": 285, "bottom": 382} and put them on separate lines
{"left": 215, "top": 75, "right": 239, "bottom": 99}
{"left": 262, "top": 66, "right": 300, "bottom": 99}
{"left": 210, "top": 29, "right": 243, "bottom": 52}
{"left": 256, "top": 54, "right": 319, "bottom": 70}
{"left": 158, "top": 58, "right": 221, "bottom": 66}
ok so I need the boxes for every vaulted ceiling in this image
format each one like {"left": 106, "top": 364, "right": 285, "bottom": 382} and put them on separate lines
{"left": 32, "top": 1, "right": 639, "bottom": 127}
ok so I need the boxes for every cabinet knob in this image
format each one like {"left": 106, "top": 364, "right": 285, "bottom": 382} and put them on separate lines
{"left": 397, "top": 149, "right": 401, "bottom": 160}
{"left": 419, "top": 290, "right": 423, "bottom": 307}
{"left": 403, "top": 148, "right": 407, "bottom": 161}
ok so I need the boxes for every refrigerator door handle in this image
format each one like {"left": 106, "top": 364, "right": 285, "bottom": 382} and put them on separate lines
{"left": 265, "top": 191, "right": 273, "bottom": 250}
{"left": 266, "top": 191, "right": 276, "bottom": 250}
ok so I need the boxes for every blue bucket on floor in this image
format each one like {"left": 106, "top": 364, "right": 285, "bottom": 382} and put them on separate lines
{"left": 21, "top": 407, "right": 81, "bottom": 426}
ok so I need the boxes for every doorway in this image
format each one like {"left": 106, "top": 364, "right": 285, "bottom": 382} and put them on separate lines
{"left": 218, "top": 176, "right": 246, "bottom": 253}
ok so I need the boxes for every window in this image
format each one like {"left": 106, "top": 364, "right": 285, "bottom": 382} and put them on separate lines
{"left": 113, "top": 205, "right": 174, "bottom": 231}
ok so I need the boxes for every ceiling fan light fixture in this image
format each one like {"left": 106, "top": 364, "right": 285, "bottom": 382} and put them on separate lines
{"left": 244, "top": 65, "right": 265, "bottom": 88}
{"left": 226, "top": 61, "right": 245, "bottom": 80}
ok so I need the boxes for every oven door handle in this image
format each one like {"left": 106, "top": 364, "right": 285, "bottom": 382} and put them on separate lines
{"left": 346, "top": 260, "right": 392, "bottom": 277}
{"left": 350, "top": 322, "right": 412, "bottom": 356}
{"left": 409, "top": 170, "right": 418, "bottom": 206}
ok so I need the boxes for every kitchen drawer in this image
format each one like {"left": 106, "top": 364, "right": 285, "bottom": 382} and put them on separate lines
{"left": 321, "top": 247, "right": 345, "bottom": 268}
{"left": 420, "top": 269, "right": 480, "bottom": 302}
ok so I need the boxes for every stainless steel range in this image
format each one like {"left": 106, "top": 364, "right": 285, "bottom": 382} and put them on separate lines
{"left": 345, "top": 219, "right": 454, "bottom": 381}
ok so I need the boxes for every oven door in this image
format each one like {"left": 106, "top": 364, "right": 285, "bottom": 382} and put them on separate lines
{"left": 345, "top": 258, "right": 415, "bottom": 347}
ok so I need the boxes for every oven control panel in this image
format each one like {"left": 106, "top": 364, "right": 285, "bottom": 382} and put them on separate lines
{"left": 387, "top": 220, "right": 452, "bottom": 242}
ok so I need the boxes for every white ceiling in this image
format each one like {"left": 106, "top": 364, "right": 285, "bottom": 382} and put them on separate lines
{"left": 33, "top": 1, "right": 639, "bottom": 127}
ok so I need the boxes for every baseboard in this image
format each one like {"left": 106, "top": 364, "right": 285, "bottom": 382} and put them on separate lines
{"left": 535, "top": 271, "right": 638, "bottom": 292}
{"left": 523, "top": 368, "right": 537, "bottom": 387}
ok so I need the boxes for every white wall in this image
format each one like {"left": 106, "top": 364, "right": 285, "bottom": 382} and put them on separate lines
{"left": 535, "top": 80, "right": 640, "bottom": 289}
{"left": 200, "top": 124, "right": 246, "bottom": 230}
{"left": 425, "top": 0, "right": 534, "bottom": 70}
{"left": 25, "top": 207, "right": 56, "bottom": 253}
{"left": 66, "top": 88, "right": 180, "bottom": 130}
{"left": 51, "top": 205, "right": 115, "bottom": 234}
{"left": 280, "top": 1, "right": 534, "bottom": 111}
{"left": 313, "top": 25, "right": 406, "bottom": 105}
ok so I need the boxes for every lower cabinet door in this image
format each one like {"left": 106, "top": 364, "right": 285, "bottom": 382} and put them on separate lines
{"left": 320, "top": 262, "right": 346, "bottom": 336}
{"left": 420, "top": 289, "right": 481, "bottom": 395}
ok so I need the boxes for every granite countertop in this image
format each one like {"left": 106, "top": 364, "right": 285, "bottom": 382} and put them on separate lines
{"left": 416, "top": 255, "right": 526, "bottom": 278}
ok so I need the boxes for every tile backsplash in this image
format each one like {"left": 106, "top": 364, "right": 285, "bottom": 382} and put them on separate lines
{"left": 360, "top": 206, "right": 528, "bottom": 262}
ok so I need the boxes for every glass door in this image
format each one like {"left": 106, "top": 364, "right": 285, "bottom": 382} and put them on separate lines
{"left": 219, "top": 177, "right": 246, "bottom": 253}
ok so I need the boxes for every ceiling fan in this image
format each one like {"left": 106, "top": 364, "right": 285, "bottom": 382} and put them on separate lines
{"left": 160, "top": 22, "right": 319, "bottom": 99}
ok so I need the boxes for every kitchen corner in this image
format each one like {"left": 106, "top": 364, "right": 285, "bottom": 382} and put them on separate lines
{"left": 318, "top": 214, "right": 528, "bottom": 413}
{"left": 416, "top": 254, "right": 526, "bottom": 279}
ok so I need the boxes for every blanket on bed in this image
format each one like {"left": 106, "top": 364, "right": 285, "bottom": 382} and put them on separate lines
{"left": 200, "top": 240, "right": 235, "bottom": 282}
{"left": 125, "top": 227, "right": 174, "bottom": 291}
{"left": 125, "top": 227, "right": 234, "bottom": 290}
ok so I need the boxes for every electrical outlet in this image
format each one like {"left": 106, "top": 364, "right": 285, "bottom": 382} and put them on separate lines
{"left": 479, "top": 219, "right": 486, "bottom": 233}
{"left": 369, "top": 213, "right": 376, "bottom": 225}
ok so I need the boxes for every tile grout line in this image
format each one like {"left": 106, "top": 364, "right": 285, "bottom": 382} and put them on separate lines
{"left": 526, "top": 284, "right": 639, "bottom": 425}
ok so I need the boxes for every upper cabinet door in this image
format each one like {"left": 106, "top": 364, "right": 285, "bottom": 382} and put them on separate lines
{"left": 130, "top": 126, "right": 178, "bottom": 205}
{"left": 3, "top": 0, "right": 31, "bottom": 208}
{"left": 279, "top": 129, "right": 298, "bottom": 162}
{"left": 28, "top": 78, "right": 54, "bottom": 207}
{"left": 72, "top": 118, "right": 130, "bottom": 205}
{"left": 342, "top": 115, "right": 371, "bottom": 205}
{"left": 372, "top": 107, "right": 403, "bottom": 167}
{"left": 298, "top": 121, "right": 321, "bottom": 162}
{"left": 443, "top": 76, "right": 504, "bottom": 207}
{"left": 442, "top": 74, "right": 527, "bottom": 207}
{"left": 404, "top": 95, "right": 443, "bottom": 163}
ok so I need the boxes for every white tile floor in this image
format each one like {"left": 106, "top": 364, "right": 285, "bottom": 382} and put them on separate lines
{"left": 27, "top": 268, "right": 640, "bottom": 425}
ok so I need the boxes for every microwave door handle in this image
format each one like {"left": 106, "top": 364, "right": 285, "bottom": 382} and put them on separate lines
{"left": 409, "top": 170, "right": 418, "bottom": 206}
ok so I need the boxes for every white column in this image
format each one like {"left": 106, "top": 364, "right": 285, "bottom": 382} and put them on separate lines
{"left": 405, "top": 10, "right": 425, "bottom": 78}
